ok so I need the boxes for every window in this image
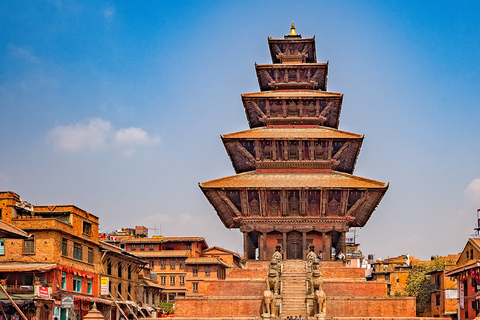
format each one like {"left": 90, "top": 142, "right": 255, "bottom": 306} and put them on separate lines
{"left": 192, "top": 282, "right": 198, "bottom": 293}
{"left": 472, "top": 249, "right": 475, "bottom": 260}
{"left": 161, "top": 276, "right": 166, "bottom": 285}
{"left": 24, "top": 236, "right": 34, "bottom": 253}
{"left": 82, "top": 221, "right": 91, "bottom": 236}
{"left": 61, "top": 272, "right": 67, "bottom": 290}
{"left": 140, "top": 244, "right": 145, "bottom": 250}
{"left": 160, "top": 260, "right": 166, "bottom": 270}
{"left": 170, "top": 276, "right": 176, "bottom": 286}
{"left": 117, "top": 283, "right": 122, "bottom": 298}
{"left": 179, "top": 276, "right": 185, "bottom": 285}
{"left": 62, "top": 238, "right": 67, "bottom": 256}
{"left": 87, "top": 279, "right": 92, "bottom": 294}
{"left": 149, "top": 244, "right": 154, "bottom": 250}
{"left": 193, "top": 266, "right": 198, "bottom": 276}
{"left": 107, "top": 260, "right": 112, "bottom": 275}
{"left": 127, "top": 285, "right": 131, "bottom": 294}
{"left": 0, "top": 239, "right": 4, "bottom": 255}
{"left": 73, "top": 243, "right": 82, "bottom": 260}
{"left": 118, "top": 262, "right": 122, "bottom": 278}
{"left": 170, "top": 260, "right": 176, "bottom": 270}
{"left": 179, "top": 260, "right": 185, "bottom": 269}
{"left": 131, "top": 244, "right": 136, "bottom": 250}
{"left": 128, "top": 265, "right": 131, "bottom": 280}
{"left": 73, "top": 276, "right": 82, "bottom": 292}
{"left": 205, "top": 267, "right": 211, "bottom": 277}
{"left": 87, "top": 247, "right": 93, "bottom": 264}
{"left": 436, "top": 294, "right": 440, "bottom": 306}
{"left": 150, "top": 260, "right": 155, "bottom": 268}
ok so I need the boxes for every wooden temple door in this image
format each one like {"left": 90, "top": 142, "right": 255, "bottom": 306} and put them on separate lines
{"left": 287, "top": 231, "right": 303, "bottom": 260}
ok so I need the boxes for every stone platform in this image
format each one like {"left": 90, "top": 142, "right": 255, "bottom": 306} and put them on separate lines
{"left": 172, "top": 260, "right": 437, "bottom": 319}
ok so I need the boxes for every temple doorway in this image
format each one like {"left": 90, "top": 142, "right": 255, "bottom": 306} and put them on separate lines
{"left": 287, "top": 231, "right": 303, "bottom": 259}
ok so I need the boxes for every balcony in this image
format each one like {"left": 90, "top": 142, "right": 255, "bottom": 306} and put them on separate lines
{"left": 428, "top": 283, "right": 441, "bottom": 292}
{"left": 5, "top": 285, "right": 34, "bottom": 294}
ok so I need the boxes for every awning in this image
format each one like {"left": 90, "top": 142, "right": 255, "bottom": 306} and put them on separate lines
{"left": 0, "top": 263, "right": 57, "bottom": 272}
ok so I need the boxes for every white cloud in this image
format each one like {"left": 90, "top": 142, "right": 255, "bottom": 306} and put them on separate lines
{"left": 464, "top": 177, "right": 480, "bottom": 207}
{"left": 48, "top": 118, "right": 159, "bottom": 155}
{"left": 8, "top": 44, "right": 39, "bottom": 63}
{"left": 103, "top": 6, "right": 115, "bottom": 20}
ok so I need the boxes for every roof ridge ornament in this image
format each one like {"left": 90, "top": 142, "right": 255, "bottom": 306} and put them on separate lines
{"left": 285, "top": 22, "right": 302, "bottom": 39}
{"left": 290, "top": 22, "right": 297, "bottom": 36}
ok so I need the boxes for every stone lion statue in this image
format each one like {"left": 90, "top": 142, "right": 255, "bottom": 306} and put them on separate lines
{"left": 314, "top": 288, "right": 326, "bottom": 317}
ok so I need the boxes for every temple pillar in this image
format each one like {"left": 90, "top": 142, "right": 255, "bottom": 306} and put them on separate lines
{"left": 302, "top": 232, "right": 307, "bottom": 259}
{"left": 340, "top": 231, "right": 346, "bottom": 255}
{"left": 243, "top": 232, "right": 249, "bottom": 260}
{"left": 321, "top": 232, "right": 327, "bottom": 260}
{"left": 282, "top": 232, "right": 287, "bottom": 260}
{"left": 262, "top": 232, "right": 268, "bottom": 260}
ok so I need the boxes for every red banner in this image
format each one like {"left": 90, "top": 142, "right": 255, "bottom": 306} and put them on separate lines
{"left": 38, "top": 286, "right": 50, "bottom": 298}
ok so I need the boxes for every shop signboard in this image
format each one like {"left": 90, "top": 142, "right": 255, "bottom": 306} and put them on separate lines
{"left": 101, "top": 277, "right": 109, "bottom": 295}
{"left": 61, "top": 296, "right": 74, "bottom": 308}
{"left": 37, "top": 286, "right": 50, "bottom": 298}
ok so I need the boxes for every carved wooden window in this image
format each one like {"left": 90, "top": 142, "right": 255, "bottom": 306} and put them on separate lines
{"left": 288, "top": 191, "right": 299, "bottom": 216}
{"left": 205, "top": 267, "right": 211, "bottom": 277}
{"left": 140, "top": 244, "right": 145, "bottom": 250}
{"left": 82, "top": 221, "right": 92, "bottom": 236}
{"left": 179, "top": 260, "right": 185, "bottom": 269}
{"left": 149, "top": 244, "right": 154, "bottom": 250}
{"left": 286, "top": 100, "right": 299, "bottom": 117}
{"left": 193, "top": 266, "right": 198, "bottom": 276}
{"left": 269, "top": 101, "right": 281, "bottom": 118}
{"left": 288, "top": 141, "right": 298, "bottom": 160}
{"left": 327, "top": 191, "right": 342, "bottom": 215}
{"left": 131, "top": 244, "right": 136, "bottom": 250}
{"left": 308, "top": 191, "right": 321, "bottom": 216}
{"left": 314, "top": 141, "right": 328, "bottom": 160}
{"left": 161, "top": 276, "right": 166, "bottom": 285}
{"left": 193, "top": 282, "right": 198, "bottom": 293}
{"left": 170, "top": 260, "right": 176, "bottom": 270}
{"left": 179, "top": 276, "right": 185, "bottom": 285}
{"left": 267, "top": 191, "right": 280, "bottom": 216}
{"left": 160, "top": 260, "right": 166, "bottom": 270}
{"left": 261, "top": 141, "right": 272, "bottom": 160}
{"left": 304, "top": 101, "right": 316, "bottom": 117}
{"left": 170, "top": 276, "right": 176, "bottom": 286}
{"left": 248, "top": 191, "right": 260, "bottom": 216}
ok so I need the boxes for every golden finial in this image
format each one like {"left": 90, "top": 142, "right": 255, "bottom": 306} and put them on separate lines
{"left": 290, "top": 22, "right": 297, "bottom": 36}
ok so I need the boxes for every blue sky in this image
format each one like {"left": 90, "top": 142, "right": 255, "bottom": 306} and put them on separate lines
{"left": 1, "top": 1, "right": 480, "bottom": 260}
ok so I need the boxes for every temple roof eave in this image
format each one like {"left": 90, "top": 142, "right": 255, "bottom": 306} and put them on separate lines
{"left": 199, "top": 170, "right": 388, "bottom": 190}
{"left": 221, "top": 127, "right": 363, "bottom": 140}
{"left": 241, "top": 90, "right": 343, "bottom": 99}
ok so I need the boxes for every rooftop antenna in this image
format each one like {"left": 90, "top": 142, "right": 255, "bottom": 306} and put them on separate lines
{"left": 148, "top": 224, "right": 161, "bottom": 237}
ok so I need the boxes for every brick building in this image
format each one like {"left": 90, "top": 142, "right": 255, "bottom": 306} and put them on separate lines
{"left": 0, "top": 192, "right": 150, "bottom": 320}
{"left": 369, "top": 255, "right": 417, "bottom": 295}
{"left": 446, "top": 238, "right": 480, "bottom": 320}
{"left": 426, "top": 256, "right": 459, "bottom": 319}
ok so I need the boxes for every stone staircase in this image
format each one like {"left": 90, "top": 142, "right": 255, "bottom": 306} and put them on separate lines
{"left": 280, "top": 260, "right": 308, "bottom": 318}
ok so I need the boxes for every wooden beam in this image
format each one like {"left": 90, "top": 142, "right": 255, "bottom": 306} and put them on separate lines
{"left": 0, "top": 284, "right": 28, "bottom": 320}
{"left": 127, "top": 291, "right": 146, "bottom": 318}
{"left": 116, "top": 289, "right": 139, "bottom": 320}
{"left": 108, "top": 292, "right": 129, "bottom": 320}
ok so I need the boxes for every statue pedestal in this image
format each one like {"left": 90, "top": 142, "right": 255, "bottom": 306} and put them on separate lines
{"left": 261, "top": 313, "right": 271, "bottom": 319}
{"left": 316, "top": 314, "right": 326, "bottom": 320}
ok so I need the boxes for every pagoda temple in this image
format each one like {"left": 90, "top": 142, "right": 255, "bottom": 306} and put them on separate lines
{"left": 200, "top": 23, "right": 388, "bottom": 261}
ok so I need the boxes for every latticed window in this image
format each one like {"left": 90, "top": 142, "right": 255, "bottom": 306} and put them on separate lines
{"left": 160, "top": 260, "right": 166, "bottom": 270}
{"left": 24, "top": 236, "right": 34, "bottom": 253}
{"left": 179, "top": 260, "right": 185, "bottom": 269}
{"left": 149, "top": 244, "right": 154, "bottom": 250}
{"left": 170, "top": 260, "right": 176, "bottom": 270}
{"left": 179, "top": 276, "right": 185, "bottom": 285}
{"left": 205, "top": 267, "right": 211, "bottom": 277}
{"left": 161, "top": 276, "right": 166, "bottom": 285}
{"left": 62, "top": 238, "right": 68, "bottom": 256}
{"left": 170, "top": 276, "right": 176, "bottom": 286}
{"left": 73, "top": 243, "right": 82, "bottom": 260}
{"left": 87, "top": 247, "right": 93, "bottom": 264}
{"left": 192, "top": 282, "right": 198, "bottom": 293}
{"left": 192, "top": 266, "right": 198, "bottom": 276}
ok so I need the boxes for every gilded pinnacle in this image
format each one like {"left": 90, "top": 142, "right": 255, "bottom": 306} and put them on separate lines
{"left": 290, "top": 22, "right": 297, "bottom": 36}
